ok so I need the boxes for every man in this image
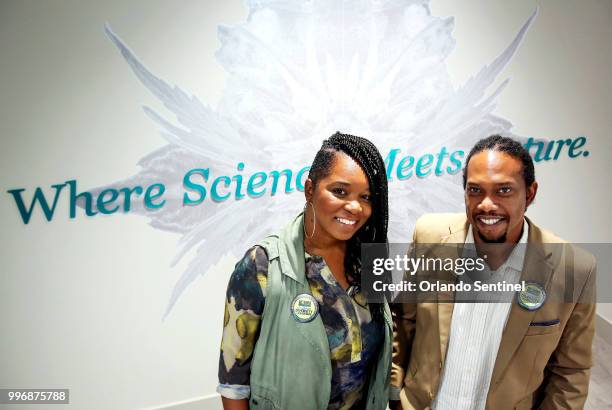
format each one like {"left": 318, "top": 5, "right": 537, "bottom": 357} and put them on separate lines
{"left": 390, "top": 135, "right": 596, "bottom": 409}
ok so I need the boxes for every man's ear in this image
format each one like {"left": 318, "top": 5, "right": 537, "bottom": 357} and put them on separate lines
{"left": 304, "top": 178, "right": 314, "bottom": 202}
{"left": 526, "top": 181, "right": 538, "bottom": 208}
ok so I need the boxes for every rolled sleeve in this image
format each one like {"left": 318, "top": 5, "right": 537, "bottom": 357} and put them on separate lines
{"left": 389, "top": 385, "right": 402, "bottom": 401}
{"left": 217, "top": 383, "right": 251, "bottom": 400}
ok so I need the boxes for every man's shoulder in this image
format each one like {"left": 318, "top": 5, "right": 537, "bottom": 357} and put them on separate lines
{"left": 527, "top": 218, "right": 567, "bottom": 244}
{"left": 413, "top": 213, "right": 467, "bottom": 243}
{"left": 527, "top": 219, "right": 596, "bottom": 287}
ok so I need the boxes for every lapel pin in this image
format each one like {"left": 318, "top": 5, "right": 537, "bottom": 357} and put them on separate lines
{"left": 290, "top": 293, "right": 319, "bottom": 323}
{"left": 517, "top": 282, "right": 546, "bottom": 311}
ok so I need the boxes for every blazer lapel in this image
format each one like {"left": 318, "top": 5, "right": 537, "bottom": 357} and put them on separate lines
{"left": 489, "top": 221, "right": 557, "bottom": 387}
{"left": 437, "top": 221, "right": 469, "bottom": 365}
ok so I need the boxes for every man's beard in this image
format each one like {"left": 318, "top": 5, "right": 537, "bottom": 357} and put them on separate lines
{"left": 477, "top": 230, "right": 507, "bottom": 244}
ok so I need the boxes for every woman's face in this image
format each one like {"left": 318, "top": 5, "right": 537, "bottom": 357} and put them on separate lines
{"left": 305, "top": 152, "right": 372, "bottom": 243}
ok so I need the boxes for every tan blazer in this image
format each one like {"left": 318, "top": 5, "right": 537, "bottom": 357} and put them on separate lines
{"left": 391, "top": 213, "right": 596, "bottom": 410}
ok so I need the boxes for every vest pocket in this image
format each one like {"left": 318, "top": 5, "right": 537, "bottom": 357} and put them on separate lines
{"left": 250, "top": 386, "right": 280, "bottom": 410}
{"left": 249, "top": 395, "right": 278, "bottom": 410}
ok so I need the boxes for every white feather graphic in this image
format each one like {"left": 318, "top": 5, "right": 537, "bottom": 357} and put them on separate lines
{"left": 96, "top": 1, "right": 536, "bottom": 316}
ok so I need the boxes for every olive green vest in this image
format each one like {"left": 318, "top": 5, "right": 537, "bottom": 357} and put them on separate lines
{"left": 249, "top": 213, "right": 392, "bottom": 410}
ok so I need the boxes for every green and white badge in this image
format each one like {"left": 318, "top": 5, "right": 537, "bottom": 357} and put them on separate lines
{"left": 290, "top": 293, "right": 319, "bottom": 323}
{"left": 517, "top": 282, "right": 546, "bottom": 311}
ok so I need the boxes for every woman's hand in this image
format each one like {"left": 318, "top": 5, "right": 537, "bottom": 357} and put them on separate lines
{"left": 221, "top": 397, "right": 249, "bottom": 410}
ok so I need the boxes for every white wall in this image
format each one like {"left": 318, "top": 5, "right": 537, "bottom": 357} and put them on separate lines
{"left": 1, "top": 1, "right": 610, "bottom": 409}
{"left": 1, "top": 2, "right": 246, "bottom": 409}
{"left": 430, "top": 0, "right": 612, "bottom": 324}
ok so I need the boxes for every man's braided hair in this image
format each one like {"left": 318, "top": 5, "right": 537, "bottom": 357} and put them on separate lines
{"left": 462, "top": 134, "right": 535, "bottom": 189}
{"left": 308, "top": 131, "right": 389, "bottom": 321}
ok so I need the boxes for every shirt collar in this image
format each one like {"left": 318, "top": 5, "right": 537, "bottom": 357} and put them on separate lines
{"left": 304, "top": 252, "right": 323, "bottom": 263}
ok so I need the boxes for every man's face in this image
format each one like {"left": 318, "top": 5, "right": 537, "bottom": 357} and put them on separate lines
{"left": 464, "top": 150, "right": 537, "bottom": 244}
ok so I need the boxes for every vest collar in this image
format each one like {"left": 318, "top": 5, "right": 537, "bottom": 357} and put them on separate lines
{"left": 277, "top": 212, "right": 307, "bottom": 284}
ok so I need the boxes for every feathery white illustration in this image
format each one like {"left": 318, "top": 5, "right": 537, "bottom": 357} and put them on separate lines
{"left": 100, "top": 1, "right": 536, "bottom": 316}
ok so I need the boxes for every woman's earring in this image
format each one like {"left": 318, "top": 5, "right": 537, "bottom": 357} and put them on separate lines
{"left": 303, "top": 202, "right": 316, "bottom": 239}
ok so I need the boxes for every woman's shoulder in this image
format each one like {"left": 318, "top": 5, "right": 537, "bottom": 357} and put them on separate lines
{"left": 237, "top": 245, "right": 269, "bottom": 274}
{"left": 230, "top": 246, "right": 270, "bottom": 282}
{"left": 226, "top": 246, "right": 270, "bottom": 307}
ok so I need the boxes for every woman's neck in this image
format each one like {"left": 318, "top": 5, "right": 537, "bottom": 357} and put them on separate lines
{"left": 305, "top": 235, "right": 349, "bottom": 289}
{"left": 303, "top": 233, "right": 346, "bottom": 258}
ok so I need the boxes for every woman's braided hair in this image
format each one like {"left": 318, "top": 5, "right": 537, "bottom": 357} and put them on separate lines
{"left": 308, "top": 131, "right": 389, "bottom": 321}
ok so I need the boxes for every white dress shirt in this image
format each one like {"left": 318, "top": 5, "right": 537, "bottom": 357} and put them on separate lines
{"left": 432, "top": 220, "right": 528, "bottom": 410}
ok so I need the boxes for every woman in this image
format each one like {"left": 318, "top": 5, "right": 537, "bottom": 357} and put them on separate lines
{"left": 217, "top": 132, "right": 391, "bottom": 410}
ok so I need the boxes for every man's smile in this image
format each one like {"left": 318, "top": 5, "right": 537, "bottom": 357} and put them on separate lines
{"left": 476, "top": 215, "right": 506, "bottom": 226}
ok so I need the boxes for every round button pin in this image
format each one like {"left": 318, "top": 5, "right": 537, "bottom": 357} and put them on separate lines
{"left": 290, "top": 293, "right": 319, "bottom": 323}
{"left": 517, "top": 282, "right": 546, "bottom": 311}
